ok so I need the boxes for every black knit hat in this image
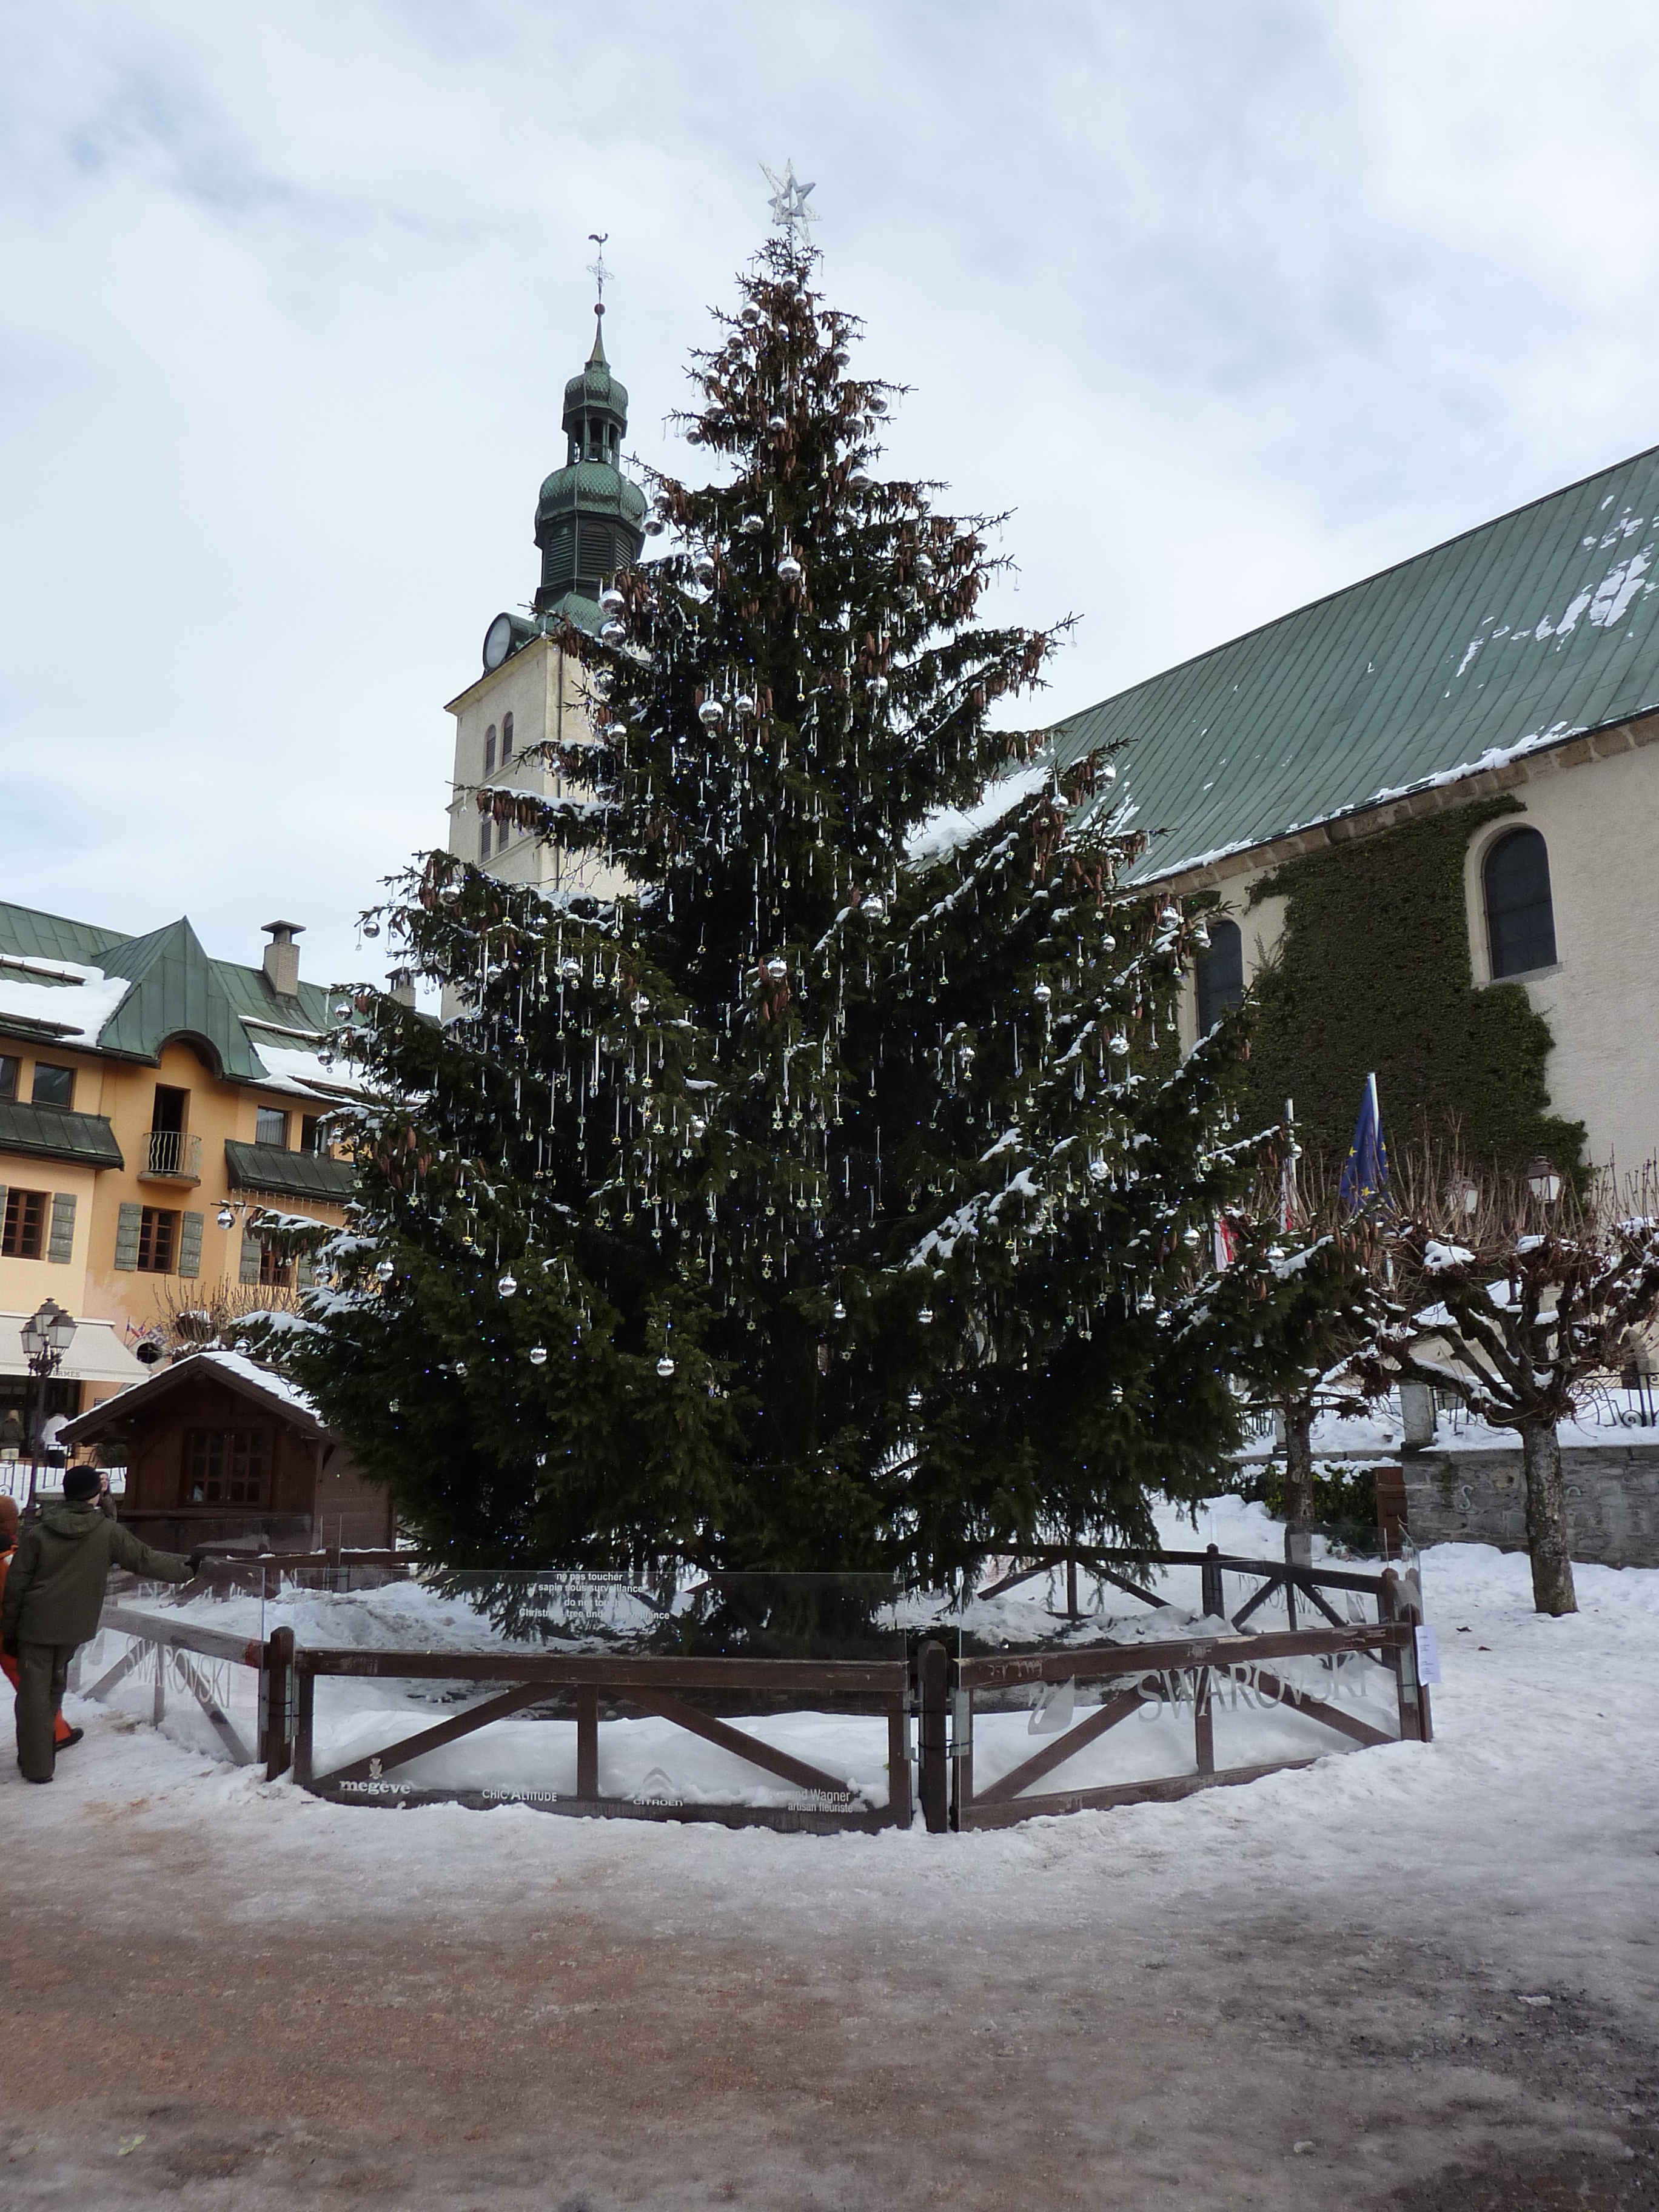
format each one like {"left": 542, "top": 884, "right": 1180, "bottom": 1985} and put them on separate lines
{"left": 63, "top": 1467, "right": 101, "bottom": 1503}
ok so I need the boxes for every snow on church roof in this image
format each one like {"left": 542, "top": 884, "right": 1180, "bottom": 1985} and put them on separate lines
{"left": 1050, "top": 443, "right": 1659, "bottom": 883}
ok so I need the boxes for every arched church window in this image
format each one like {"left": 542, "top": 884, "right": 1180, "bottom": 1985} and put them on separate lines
{"left": 501, "top": 712, "right": 514, "bottom": 762}
{"left": 484, "top": 725, "right": 497, "bottom": 774}
{"left": 1484, "top": 827, "right": 1557, "bottom": 977}
{"left": 1195, "top": 918, "right": 1245, "bottom": 1033}
{"left": 478, "top": 818, "right": 491, "bottom": 863}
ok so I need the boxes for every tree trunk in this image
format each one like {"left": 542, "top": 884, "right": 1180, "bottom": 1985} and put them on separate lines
{"left": 1283, "top": 1399, "right": 1316, "bottom": 1529}
{"left": 1520, "top": 1419, "right": 1577, "bottom": 1616}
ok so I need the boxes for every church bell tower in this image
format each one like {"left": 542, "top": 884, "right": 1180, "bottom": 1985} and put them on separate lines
{"left": 444, "top": 261, "right": 648, "bottom": 897}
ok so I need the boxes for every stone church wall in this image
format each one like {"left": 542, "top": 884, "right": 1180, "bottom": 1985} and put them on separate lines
{"left": 1403, "top": 1441, "right": 1659, "bottom": 1568}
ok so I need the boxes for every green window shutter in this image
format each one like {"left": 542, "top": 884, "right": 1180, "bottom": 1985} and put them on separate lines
{"left": 240, "top": 1230, "right": 261, "bottom": 1287}
{"left": 47, "top": 1192, "right": 77, "bottom": 1264}
{"left": 114, "top": 1202, "right": 142, "bottom": 1272}
{"left": 178, "top": 1210, "right": 204, "bottom": 1279}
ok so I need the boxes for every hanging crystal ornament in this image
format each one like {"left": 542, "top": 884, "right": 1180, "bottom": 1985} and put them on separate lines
{"left": 694, "top": 553, "right": 717, "bottom": 589}
{"left": 558, "top": 956, "right": 581, "bottom": 982}
{"left": 698, "top": 699, "right": 725, "bottom": 729}
{"left": 733, "top": 693, "right": 757, "bottom": 718}
{"left": 453, "top": 1360, "right": 468, "bottom": 1378}
{"left": 777, "top": 553, "right": 803, "bottom": 583}
{"left": 598, "top": 586, "right": 626, "bottom": 614}
{"left": 600, "top": 620, "right": 626, "bottom": 646}
{"left": 861, "top": 893, "right": 885, "bottom": 921}
{"left": 1181, "top": 1225, "right": 1201, "bottom": 1248}
{"left": 631, "top": 992, "right": 651, "bottom": 1016}
{"left": 528, "top": 1345, "right": 548, "bottom": 1366}
{"left": 388, "top": 1396, "right": 400, "bottom": 1412}
{"left": 764, "top": 956, "right": 788, "bottom": 981}
{"left": 1033, "top": 981, "right": 1052, "bottom": 1005}
{"left": 832, "top": 1298, "right": 846, "bottom": 1320}
{"left": 1110, "top": 1031, "right": 1130, "bottom": 1056}
{"left": 919, "top": 1305, "right": 934, "bottom": 1324}
{"left": 656, "top": 1353, "right": 675, "bottom": 1377}
{"left": 907, "top": 1389, "right": 923, "bottom": 1409}
{"left": 740, "top": 514, "right": 766, "bottom": 535}
{"left": 363, "top": 919, "right": 380, "bottom": 938}
{"left": 375, "top": 1259, "right": 395, "bottom": 1282}
{"left": 497, "top": 1272, "right": 518, "bottom": 1299}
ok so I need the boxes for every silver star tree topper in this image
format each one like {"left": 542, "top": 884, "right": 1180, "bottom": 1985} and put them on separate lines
{"left": 761, "top": 160, "right": 818, "bottom": 255}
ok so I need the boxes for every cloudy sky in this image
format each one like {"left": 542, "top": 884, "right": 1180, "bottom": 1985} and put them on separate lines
{"left": 5, "top": 1, "right": 1659, "bottom": 991}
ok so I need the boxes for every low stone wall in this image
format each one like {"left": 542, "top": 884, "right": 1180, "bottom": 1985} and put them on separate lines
{"left": 1403, "top": 1442, "right": 1659, "bottom": 1567}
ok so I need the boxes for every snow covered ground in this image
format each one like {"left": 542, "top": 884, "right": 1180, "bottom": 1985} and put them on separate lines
{"left": 5, "top": 1503, "right": 1658, "bottom": 2206}
{"left": 79, "top": 1497, "right": 1398, "bottom": 1812}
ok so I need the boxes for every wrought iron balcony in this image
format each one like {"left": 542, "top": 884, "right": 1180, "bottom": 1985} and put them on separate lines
{"left": 140, "top": 1128, "right": 203, "bottom": 1182}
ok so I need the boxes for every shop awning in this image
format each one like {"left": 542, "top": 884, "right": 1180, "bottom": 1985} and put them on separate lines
{"left": 0, "top": 1312, "right": 149, "bottom": 1386}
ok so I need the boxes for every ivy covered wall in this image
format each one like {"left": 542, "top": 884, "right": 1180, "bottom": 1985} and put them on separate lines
{"left": 1242, "top": 797, "right": 1586, "bottom": 1173}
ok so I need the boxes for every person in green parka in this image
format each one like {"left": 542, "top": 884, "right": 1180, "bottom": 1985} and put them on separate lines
{"left": 1, "top": 1467, "right": 193, "bottom": 1782}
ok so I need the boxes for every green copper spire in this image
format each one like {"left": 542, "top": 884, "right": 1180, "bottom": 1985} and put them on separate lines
{"left": 534, "top": 297, "right": 647, "bottom": 615}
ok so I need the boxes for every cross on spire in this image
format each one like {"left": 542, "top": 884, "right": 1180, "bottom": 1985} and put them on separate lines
{"left": 760, "top": 161, "right": 818, "bottom": 256}
{"left": 586, "top": 232, "right": 609, "bottom": 317}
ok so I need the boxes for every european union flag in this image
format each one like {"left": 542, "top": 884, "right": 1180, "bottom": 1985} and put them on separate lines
{"left": 1338, "top": 1072, "right": 1387, "bottom": 1212}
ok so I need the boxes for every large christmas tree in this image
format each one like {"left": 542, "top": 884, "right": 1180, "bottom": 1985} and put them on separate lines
{"left": 292, "top": 221, "right": 1274, "bottom": 1581}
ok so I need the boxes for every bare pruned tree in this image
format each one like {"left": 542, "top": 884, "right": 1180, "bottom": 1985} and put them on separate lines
{"left": 150, "top": 1275, "right": 307, "bottom": 1355}
{"left": 1353, "top": 1144, "right": 1659, "bottom": 1616}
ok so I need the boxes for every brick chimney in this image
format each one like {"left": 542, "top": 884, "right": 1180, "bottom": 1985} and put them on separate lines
{"left": 262, "top": 920, "right": 304, "bottom": 997}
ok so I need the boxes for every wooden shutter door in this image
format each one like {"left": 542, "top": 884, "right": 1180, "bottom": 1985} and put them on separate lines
{"left": 47, "top": 1192, "right": 77, "bottom": 1263}
{"left": 178, "top": 1210, "right": 204, "bottom": 1278}
{"left": 114, "top": 1201, "right": 142, "bottom": 1271}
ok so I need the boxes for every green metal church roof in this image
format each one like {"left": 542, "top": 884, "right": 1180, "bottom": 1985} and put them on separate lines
{"left": 1050, "top": 444, "right": 1659, "bottom": 883}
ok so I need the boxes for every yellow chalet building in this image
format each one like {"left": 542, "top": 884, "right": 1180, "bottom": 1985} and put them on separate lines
{"left": 0, "top": 902, "right": 357, "bottom": 1440}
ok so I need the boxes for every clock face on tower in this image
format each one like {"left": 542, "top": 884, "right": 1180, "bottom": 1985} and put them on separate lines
{"left": 483, "top": 612, "right": 516, "bottom": 672}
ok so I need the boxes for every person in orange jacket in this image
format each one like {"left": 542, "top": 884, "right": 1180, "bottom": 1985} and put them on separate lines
{"left": 0, "top": 1493, "right": 78, "bottom": 1752}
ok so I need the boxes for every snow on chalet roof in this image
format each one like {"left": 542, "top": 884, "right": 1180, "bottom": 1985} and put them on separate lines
{"left": 1049, "top": 443, "right": 1659, "bottom": 885}
{"left": 61, "top": 1349, "right": 328, "bottom": 1443}
{"left": 0, "top": 899, "right": 361, "bottom": 1099}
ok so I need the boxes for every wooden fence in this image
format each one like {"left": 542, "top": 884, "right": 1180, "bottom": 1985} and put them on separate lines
{"left": 81, "top": 1547, "right": 1430, "bottom": 1835}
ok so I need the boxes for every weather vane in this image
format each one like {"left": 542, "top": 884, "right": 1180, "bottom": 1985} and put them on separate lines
{"left": 587, "top": 232, "right": 609, "bottom": 317}
{"left": 760, "top": 161, "right": 818, "bottom": 255}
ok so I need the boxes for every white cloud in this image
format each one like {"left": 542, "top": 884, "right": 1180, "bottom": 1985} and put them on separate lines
{"left": 5, "top": 1, "right": 1659, "bottom": 985}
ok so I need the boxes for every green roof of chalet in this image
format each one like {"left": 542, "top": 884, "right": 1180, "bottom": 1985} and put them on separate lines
{"left": 0, "top": 900, "right": 340, "bottom": 1075}
{"left": 223, "top": 1141, "right": 355, "bottom": 1202}
{"left": 0, "top": 1099, "right": 125, "bottom": 1170}
{"left": 1050, "top": 444, "right": 1659, "bottom": 883}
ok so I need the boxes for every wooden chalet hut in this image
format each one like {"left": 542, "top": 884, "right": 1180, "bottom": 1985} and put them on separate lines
{"left": 60, "top": 1349, "right": 392, "bottom": 1553}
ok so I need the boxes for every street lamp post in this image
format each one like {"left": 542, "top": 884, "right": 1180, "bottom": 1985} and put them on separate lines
{"left": 21, "top": 1297, "right": 78, "bottom": 1512}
